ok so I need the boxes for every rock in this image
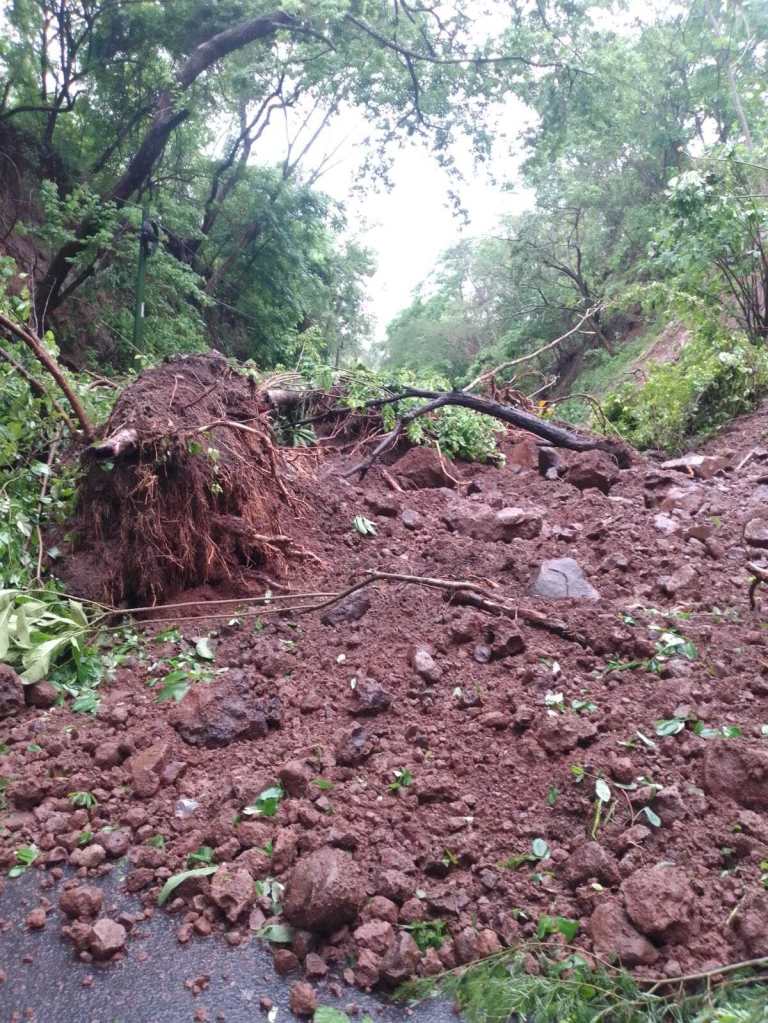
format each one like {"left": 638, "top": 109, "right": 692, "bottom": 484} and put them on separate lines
{"left": 351, "top": 681, "right": 392, "bottom": 716}
{"left": 375, "top": 869, "right": 413, "bottom": 904}
{"left": 661, "top": 454, "right": 729, "bottom": 479}
{"left": 563, "top": 842, "right": 621, "bottom": 888}
{"left": 443, "top": 499, "right": 542, "bottom": 542}
{"left": 702, "top": 743, "right": 768, "bottom": 809}
{"left": 589, "top": 900, "right": 659, "bottom": 966}
{"left": 622, "top": 865, "right": 693, "bottom": 937}
{"left": 653, "top": 513, "right": 679, "bottom": 535}
{"left": 659, "top": 485, "right": 705, "bottom": 515}
{"left": 24, "top": 681, "right": 58, "bottom": 709}
{"left": 478, "top": 711, "right": 510, "bottom": 730}
{"left": 0, "top": 664, "right": 25, "bottom": 719}
{"left": 283, "top": 847, "right": 365, "bottom": 932}
{"left": 321, "top": 590, "right": 371, "bottom": 626}
{"left": 170, "top": 681, "right": 279, "bottom": 747}
{"left": 490, "top": 630, "right": 526, "bottom": 659}
{"left": 88, "top": 918, "right": 127, "bottom": 959}
{"left": 454, "top": 926, "right": 502, "bottom": 965}
{"left": 278, "top": 760, "right": 310, "bottom": 799}
{"left": 93, "top": 742, "right": 126, "bottom": 768}
{"left": 98, "top": 829, "right": 132, "bottom": 859}
{"left": 392, "top": 447, "right": 456, "bottom": 489}
{"left": 273, "top": 948, "right": 300, "bottom": 975}
{"left": 304, "top": 953, "right": 327, "bottom": 978}
{"left": 70, "top": 844, "right": 107, "bottom": 869}
{"left": 401, "top": 509, "right": 422, "bottom": 530}
{"left": 354, "top": 948, "right": 382, "bottom": 989}
{"left": 271, "top": 828, "right": 299, "bottom": 874}
{"left": 734, "top": 892, "right": 768, "bottom": 956}
{"left": 535, "top": 713, "right": 598, "bottom": 755}
{"left": 289, "top": 981, "right": 317, "bottom": 1016}
{"left": 659, "top": 564, "right": 698, "bottom": 596}
{"left": 528, "top": 557, "right": 600, "bottom": 600}
{"left": 565, "top": 450, "right": 619, "bottom": 494}
{"left": 354, "top": 919, "right": 395, "bottom": 956}
{"left": 59, "top": 885, "right": 103, "bottom": 919}
{"left": 334, "top": 725, "right": 375, "bottom": 766}
{"left": 361, "top": 896, "right": 399, "bottom": 925}
{"left": 128, "top": 741, "right": 172, "bottom": 797}
{"left": 26, "top": 907, "right": 47, "bottom": 929}
{"left": 744, "top": 518, "right": 768, "bottom": 549}
{"left": 210, "top": 866, "right": 255, "bottom": 922}
{"left": 412, "top": 646, "right": 440, "bottom": 682}
{"left": 380, "top": 931, "right": 421, "bottom": 984}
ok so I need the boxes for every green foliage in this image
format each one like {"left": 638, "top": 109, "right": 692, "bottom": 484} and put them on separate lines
{"left": 396, "top": 947, "right": 768, "bottom": 1023}
{"left": 243, "top": 785, "right": 284, "bottom": 818}
{"left": 68, "top": 791, "right": 97, "bottom": 809}
{"left": 602, "top": 330, "right": 768, "bottom": 452}
{"left": 402, "top": 919, "right": 448, "bottom": 952}
{"left": 9, "top": 845, "right": 39, "bottom": 879}
{"left": 157, "top": 865, "right": 218, "bottom": 906}
{"left": 388, "top": 768, "right": 414, "bottom": 794}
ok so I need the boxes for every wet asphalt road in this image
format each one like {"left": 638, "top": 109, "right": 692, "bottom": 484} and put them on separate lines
{"left": 0, "top": 871, "right": 453, "bottom": 1023}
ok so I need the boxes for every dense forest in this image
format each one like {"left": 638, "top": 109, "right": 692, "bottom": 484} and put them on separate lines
{"left": 3, "top": 3, "right": 768, "bottom": 1022}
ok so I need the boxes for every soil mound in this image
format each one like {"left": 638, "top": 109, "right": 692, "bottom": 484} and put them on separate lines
{"left": 70, "top": 352, "right": 290, "bottom": 605}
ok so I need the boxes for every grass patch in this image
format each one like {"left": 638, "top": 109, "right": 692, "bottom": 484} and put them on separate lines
{"left": 396, "top": 944, "right": 768, "bottom": 1023}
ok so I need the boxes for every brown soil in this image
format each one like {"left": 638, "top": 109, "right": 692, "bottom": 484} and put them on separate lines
{"left": 4, "top": 397, "right": 768, "bottom": 999}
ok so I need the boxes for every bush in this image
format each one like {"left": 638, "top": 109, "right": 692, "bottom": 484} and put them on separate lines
{"left": 602, "top": 328, "right": 768, "bottom": 452}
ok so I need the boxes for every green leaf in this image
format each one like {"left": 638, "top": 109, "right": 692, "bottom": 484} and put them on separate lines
{"left": 642, "top": 807, "right": 662, "bottom": 828}
{"left": 314, "top": 1008, "right": 351, "bottom": 1023}
{"left": 655, "top": 718, "right": 685, "bottom": 737}
{"left": 531, "top": 838, "right": 550, "bottom": 859}
{"left": 195, "top": 637, "right": 215, "bottom": 660}
{"left": 157, "top": 866, "right": 218, "bottom": 906}
{"left": 256, "top": 923, "right": 293, "bottom": 944}
{"left": 595, "top": 778, "right": 612, "bottom": 803}
{"left": 243, "top": 785, "right": 284, "bottom": 818}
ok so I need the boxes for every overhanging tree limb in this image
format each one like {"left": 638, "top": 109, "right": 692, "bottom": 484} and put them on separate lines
{"left": 0, "top": 312, "right": 94, "bottom": 440}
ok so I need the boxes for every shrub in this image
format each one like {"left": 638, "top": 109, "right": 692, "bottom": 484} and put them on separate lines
{"left": 602, "top": 328, "right": 768, "bottom": 452}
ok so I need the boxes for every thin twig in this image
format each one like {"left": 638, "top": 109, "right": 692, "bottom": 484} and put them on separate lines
{"left": 463, "top": 306, "right": 603, "bottom": 393}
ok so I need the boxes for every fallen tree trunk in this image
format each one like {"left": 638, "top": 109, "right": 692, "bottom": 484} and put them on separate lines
{"left": 342, "top": 386, "right": 631, "bottom": 478}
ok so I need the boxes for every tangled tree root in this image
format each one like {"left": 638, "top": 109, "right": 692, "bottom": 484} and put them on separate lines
{"left": 71, "top": 352, "right": 294, "bottom": 606}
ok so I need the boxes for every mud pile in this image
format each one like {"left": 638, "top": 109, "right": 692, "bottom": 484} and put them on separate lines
{"left": 3, "top": 401, "right": 768, "bottom": 1006}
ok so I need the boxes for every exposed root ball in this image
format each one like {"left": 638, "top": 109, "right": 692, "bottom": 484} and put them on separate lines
{"left": 73, "top": 352, "right": 290, "bottom": 605}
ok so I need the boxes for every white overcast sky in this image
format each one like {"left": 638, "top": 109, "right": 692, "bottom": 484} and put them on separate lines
{"left": 257, "top": 98, "right": 535, "bottom": 345}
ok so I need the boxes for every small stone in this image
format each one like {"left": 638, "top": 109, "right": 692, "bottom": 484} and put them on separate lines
{"left": 589, "top": 900, "right": 658, "bottom": 966}
{"left": 278, "top": 760, "right": 310, "bottom": 799}
{"left": 88, "top": 918, "right": 127, "bottom": 959}
{"left": 454, "top": 927, "right": 502, "bottom": 964}
{"left": 304, "top": 952, "right": 328, "bottom": 978}
{"left": 288, "top": 981, "right": 317, "bottom": 1016}
{"left": 563, "top": 842, "right": 621, "bottom": 888}
{"left": 24, "top": 681, "right": 58, "bottom": 709}
{"left": 283, "top": 847, "right": 365, "bottom": 932}
{"left": 273, "top": 948, "right": 300, "bottom": 975}
{"left": 528, "top": 557, "right": 600, "bottom": 600}
{"left": 26, "top": 907, "right": 47, "bottom": 930}
{"left": 478, "top": 711, "right": 510, "bottom": 730}
{"left": 622, "top": 864, "right": 693, "bottom": 937}
{"left": 98, "top": 829, "right": 132, "bottom": 859}
{"left": 210, "top": 867, "right": 255, "bottom": 922}
{"left": 565, "top": 450, "right": 619, "bottom": 494}
{"left": 351, "top": 682, "right": 392, "bottom": 717}
{"left": 128, "top": 741, "right": 172, "bottom": 798}
{"left": 70, "top": 844, "right": 107, "bottom": 869}
{"left": 744, "top": 518, "right": 768, "bottom": 549}
{"left": 659, "top": 564, "right": 697, "bottom": 596}
{"left": 412, "top": 647, "right": 441, "bottom": 683}
{"left": 321, "top": 592, "right": 371, "bottom": 626}
{"left": 401, "top": 509, "right": 422, "bottom": 530}
{"left": 59, "top": 885, "right": 103, "bottom": 919}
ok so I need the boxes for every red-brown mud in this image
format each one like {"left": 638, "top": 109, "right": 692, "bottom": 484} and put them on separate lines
{"left": 4, "top": 402, "right": 768, "bottom": 997}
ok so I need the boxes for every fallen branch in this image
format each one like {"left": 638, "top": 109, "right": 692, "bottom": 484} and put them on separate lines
{"left": 342, "top": 388, "right": 630, "bottom": 479}
{"left": 117, "top": 569, "right": 583, "bottom": 647}
{"left": 0, "top": 311, "right": 95, "bottom": 441}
